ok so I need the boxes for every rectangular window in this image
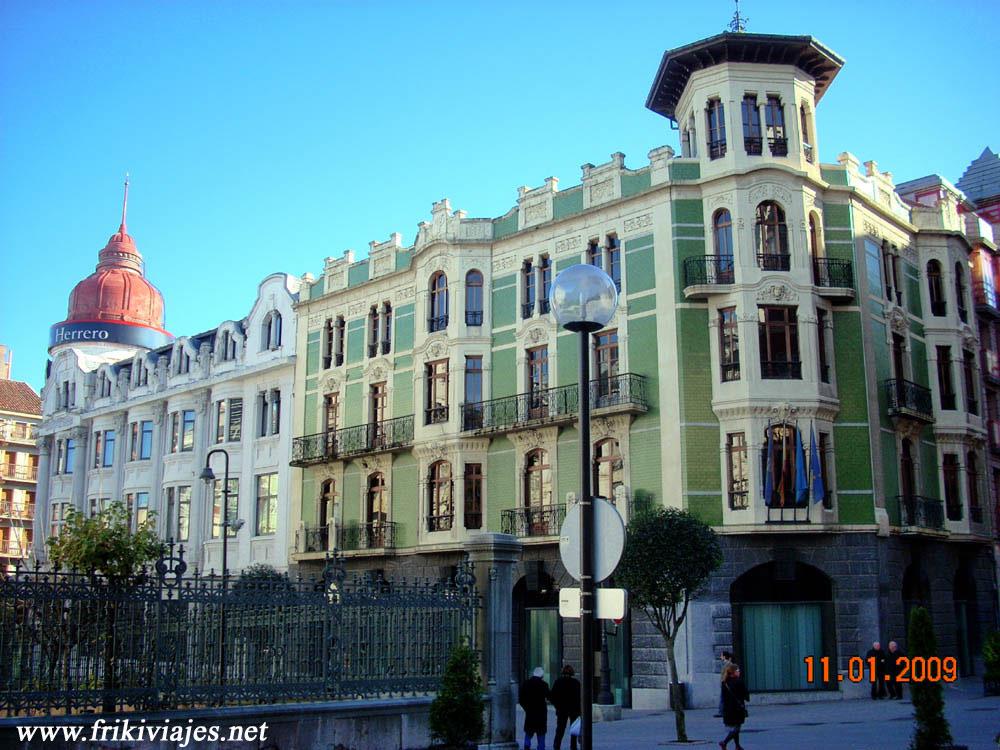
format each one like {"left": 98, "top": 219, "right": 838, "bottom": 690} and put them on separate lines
{"left": 425, "top": 359, "right": 449, "bottom": 424}
{"left": 93, "top": 430, "right": 103, "bottom": 469}
{"left": 706, "top": 99, "right": 726, "bottom": 158}
{"left": 817, "top": 309, "right": 830, "bottom": 383}
{"left": 726, "top": 432, "right": 748, "bottom": 509}
{"left": 181, "top": 410, "right": 195, "bottom": 451}
{"left": 368, "top": 306, "right": 380, "bottom": 358}
{"left": 464, "top": 463, "right": 483, "bottom": 530}
{"left": 587, "top": 239, "right": 601, "bottom": 267}
{"left": 215, "top": 400, "right": 226, "bottom": 443}
{"left": 255, "top": 473, "right": 278, "bottom": 535}
{"left": 170, "top": 412, "right": 180, "bottom": 453}
{"left": 130, "top": 422, "right": 139, "bottom": 461}
{"left": 464, "top": 356, "right": 483, "bottom": 405}
{"left": 594, "top": 330, "right": 619, "bottom": 400}
{"left": 963, "top": 350, "right": 978, "bottom": 415}
{"left": 605, "top": 236, "right": 621, "bottom": 291}
{"left": 370, "top": 382, "right": 387, "bottom": 424}
{"left": 64, "top": 439, "right": 75, "bottom": 474}
{"left": 764, "top": 95, "right": 787, "bottom": 155}
{"left": 212, "top": 478, "right": 240, "bottom": 538}
{"left": 102, "top": 430, "right": 115, "bottom": 467}
{"left": 258, "top": 391, "right": 281, "bottom": 438}
{"left": 937, "top": 346, "right": 956, "bottom": 410}
{"left": 324, "top": 392, "right": 340, "bottom": 433}
{"left": 322, "top": 318, "right": 334, "bottom": 369}
{"left": 758, "top": 306, "right": 801, "bottom": 379}
{"left": 140, "top": 421, "right": 152, "bottom": 459}
{"left": 335, "top": 316, "right": 346, "bottom": 367}
{"left": 720, "top": 308, "right": 740, "bottom": 382}
{"left": 522, "top": 259, "right": 535, "bottom": 319}
{"left": 382, "top": 303, "right": 392, "bottom": 354}
{"left": 527, "top": 346, "right": 549, "bottom": 418}
{"left": 540, "top": 255, "right": 552, "bottom": 312}
{"left": 135, "top": 491, "right": 149, "bottom": 528}
{"left": 177, "top": 485, "right": 191, "bottom": 542}
{"left": 943, "top": 453, "right": 961, "bottom": 521}
{"left": 228, "top": 398, "right": 243, "bottom": 442}
{"left": 269, "top": 389, "right": 281, "bottom": 435}
{"left": 741, "top": 94, "right": 762, "bottom": 155}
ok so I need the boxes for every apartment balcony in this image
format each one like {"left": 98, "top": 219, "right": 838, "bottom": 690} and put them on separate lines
{"left": 296, "top": 524, "right": 331, "bottom": 554}
{"left": 885, "top": 379, "right": 934, "bottom": 424}
{"left": 460, "top": 373, "right": 648, "bottom": 435}
{"left": 0, "top": 502, "right": 34, "bottom": 520}
{"left": 0, "top": 422, "right": 37, "bottom": 444}
{"left": 973, "top": 281, "right": 1000, "bottom": 318}
{"left": 0, "top": 464, "right": 38, "bottom": 482}
{"left": 683, "top": 256, "right": 735, "bottom": 299}
{"left": 0, "top": 540, "right": 29, "bottom": 558}
{"left": 337, "top": 521, "right": 397, "bottom": 551}
{"left": 501, "top": 505, "right": 566, "bottom": 538}
{"left": 768, "top": 137, "right": 788, "bottom": 157}
{"left": 760, "top": 360, "right": 802, "bottom": 379}
{"left": 757, "top": 253, "right": 790, "bottom": 272}
{"left": 426, "top": 514, "right": 454, "bottom": 532}
{"left": 895, "top": 495, "right": 945, "bottom": 532}
{"left": 812, "top": 258, "right": 855, "bottom": 300}
{"left": 290, "top": 415, "right": 414, "bottom": 467}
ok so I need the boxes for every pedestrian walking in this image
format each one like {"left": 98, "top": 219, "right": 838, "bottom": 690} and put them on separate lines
{"left": 719, "top": 664, "right": 750, "bottom": 750}
{"left": 519, "top": 666, "right": 550, "bottom": 750}
{"left": 865, "top": 641, "right": 887, "bottom": 699}
{"left": 715, "top": 650, "right": 735, "bottom": 717}
{"left": 886, "top": 640, "right": 906, "bottom": 699}
{"left": 549, "top": 664, "right": 581, "bottom": 750}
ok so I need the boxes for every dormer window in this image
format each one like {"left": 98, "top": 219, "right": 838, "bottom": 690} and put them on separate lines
{"left": 98, "top": 372, "right": 112, "bottom": 398}
{"left": 177, "top": 349, "right": 191, "bottom": 375}
{"left": 221, "top": 330, "right": 237, "bottom": 361}
{"left": 261, "top": 311, "right": 282, "bottom": 351}
{"left": 706, "top": 99, "right": 726, "bottom": 159}
{"left": 765, "top": 96, "right": 787, "bottom": 156}
{"left": 136, "top": 365, "right": 148, "bottom": 387}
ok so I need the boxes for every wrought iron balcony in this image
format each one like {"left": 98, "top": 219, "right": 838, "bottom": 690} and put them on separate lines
{"left": 744, "top": 136, "right": 762, "bottom": 156}
{"left": 760, "top": 360, "right": 802, "bottom": 379}
{"left": 466, "top": 311, "right": 483, "bottom": 326}
{"left": 885, "top": 379, "right": 934, "bottom": 423}
{"left": 460, "top": 373, "right": 648, "bottom": 435}
{"left": 757, "top": 253, "right": 790, "bottom": 271}
{"left": 683, "top": 255, "right": 735, "bottom": 294}
{"left": 812, "top": 258, "right": 854, "bottom": 294}
{"left": 501, "top": 505, "right": 566, "bottom": 538}
{"left": 338, "top": 521, "right": 397, "bottom": 551}
{"left": 973, "top": 281, "right": 1000, "bottom": 318}
{"left": 768, "top": 137, "right": 788, "bottom": 157}
{"left": 539, "top": 298, "right": 551, "bottom": 314}
{"left": 290, "top": 415, "right": 414, "bottom": 467}
{"left": 428, "top": 315, "right": 448, "bottom": 333}
{"left": 0, "top": 464, "right": 37, "bottom": 482}
{"left": 898, "top": 495, "right": 944, "bottom": 531}
{"left": 381, "top": 340, "right": 391, "bottom": 355}
{"left": 708, "top": 139, "right": 727, "bottom": 159}
{"left": 427, "top": 514, "right": 453, "bottom": 532}
{"left": 0, "top": 502, "right": 33, "bottom": 520}
{"left": 521, "top": 303, "right": 535, "bottom": 319}
{"left": 425, "top": 405, "right": 449, "bottom": 425}
{"left": 297, "top": 525, "right": 330, "bottom": 553}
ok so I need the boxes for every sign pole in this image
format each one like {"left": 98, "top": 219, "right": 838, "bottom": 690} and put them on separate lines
{"left": 578, "top": 329, "right": 594, "bottom": 750}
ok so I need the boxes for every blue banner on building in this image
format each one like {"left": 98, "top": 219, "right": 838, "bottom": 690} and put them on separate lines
{"left": 49, "top": 320, "right": 173, "bottom": 351}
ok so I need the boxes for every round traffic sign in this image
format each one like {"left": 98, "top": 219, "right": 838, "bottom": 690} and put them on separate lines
{"left": 558, "top": 497, "right": 625, "bottom": 583}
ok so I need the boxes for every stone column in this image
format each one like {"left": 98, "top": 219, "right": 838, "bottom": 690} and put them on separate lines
{"left": 188, "top": 390, "right": 211, "bottom": 570}
{"left": 464, "top": 533, "right": 522, "bottom": 749}
{"left": 32, "top": 436, "right": 52, "bottom": 563}
{"left": 113, "top": 412, "right": 128, "bottom": 506}
{"left": 70, "top": 426, "right": 89, "bottom": 513}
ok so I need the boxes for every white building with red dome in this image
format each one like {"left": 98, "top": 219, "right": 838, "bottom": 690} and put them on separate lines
{"left": 34, "top": 184, "right": 301, "bottom": 574}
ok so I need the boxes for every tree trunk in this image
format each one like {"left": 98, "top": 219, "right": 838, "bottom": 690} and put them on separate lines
{"left": 665, "top": 635, "right": 687, "bottom": 742}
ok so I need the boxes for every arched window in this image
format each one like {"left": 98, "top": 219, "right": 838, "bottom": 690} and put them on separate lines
{"left": 429, "top": 271, "right": 449, "bottom": 332}
{"left": 761, "top": 423, "right": 805, "bottom": 520}
{"left": 955, "top": 262, "right": 968, "bottom": 323}
{"left": 713, "top": 209, "right": 734, "bottom": 282}
{"left": 808, "top": 214, "right": 822, "bottom": 258}
{"left": 366, "top": 472, "right": 388, "bottom": 547}
{"left": 593, "top": 439, "right": 623, "bottom": 502}
{"left": 523, "top": 449, "right": 552, "bottom": 508}
{"left": 966, "top": 452, "right": 981, "bottom": 522}
{"left": 755, "top": 201, "right": 789, "bottom": 270}
{"left": 465, "top": 270, "right": 484, "bottom": 326}
{"left": 262, "top": 311, "right": 282, "bottom": 351}
{"left": 927, "top": 260, "right": 945, "bottom": 316}
{"left": 427, "top": 460, "right": 453, "bottom": 531}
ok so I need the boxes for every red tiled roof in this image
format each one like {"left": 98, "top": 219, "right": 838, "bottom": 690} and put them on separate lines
{"left": 0, "top": 380, "right": 41, "bottom": 416}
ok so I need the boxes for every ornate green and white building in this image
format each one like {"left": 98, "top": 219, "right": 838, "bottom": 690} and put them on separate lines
{"left": 289, "top": 31, "right": 997, "bottom": 707}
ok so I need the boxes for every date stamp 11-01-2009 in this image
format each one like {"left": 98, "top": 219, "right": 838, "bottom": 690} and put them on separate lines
{"left": 803, "top": 655, "right": 958, "bottom": 684}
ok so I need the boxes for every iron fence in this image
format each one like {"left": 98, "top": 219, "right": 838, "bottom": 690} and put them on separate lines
{"left": 0, "top": 544, "right": 477, "bottom": 716}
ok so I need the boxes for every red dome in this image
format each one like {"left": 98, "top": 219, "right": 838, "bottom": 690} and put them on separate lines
{"left": 65, "top": 222, "right": 166, "bottom": 331}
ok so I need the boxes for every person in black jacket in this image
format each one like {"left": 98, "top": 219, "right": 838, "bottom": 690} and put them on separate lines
{"left": 885, "top": 640, "right": 906, "bottom": 699}
{"left": 549, "top": 664, "right": 581, "bottom": 750}
{"left": 719, "top": 664, "right": 750, "bottom": 750}
{"left": 519, "top": 667, "right": 550, "bottom": 750}
{"left": 865, "top": 641, "right": 888, "bottom": 699}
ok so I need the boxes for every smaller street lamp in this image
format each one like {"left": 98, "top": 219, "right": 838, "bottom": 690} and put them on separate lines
{"left": 550, "top": 264, "right": 618, "bottom": 750}
{"left": 200, "top": 448, "right": 245, "bottom": 706}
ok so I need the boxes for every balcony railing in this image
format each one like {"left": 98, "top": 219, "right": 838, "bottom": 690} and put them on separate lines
{"left": 290, "top": 415, "right": 414, "bottom": 466}
{"left": 0, "top": 502, "right": 33, "bottom": 520}
{"left": 757, "top": 253, "right": 790, "bottom": 271}
{"left": 728, "top": 489, "right": 749, "bottom": 510}
{"left": 898, "top": 495, "right": 945, "bottom": 530}
{"left": 768, "top": 137, "right": 788, "bottom": 156}
{"left": 521, "top": 303, "right": 535, "bottom": 319}
{"left": 683, "top": 255, "right": 735, "bottom": 287}
{"left": 0, "top": 423, "right": 37, "bottom": 443}
{"left": 708, "top": 139, "right": 727, "bottom": 159}
{"left": 337, "top": 521, "right": 397, "bottom": 551}
{"left": 744, "top": 136, "right": 762, "bottom": 156}
{"left": 464, "top": 511, "right": 483, "bottom": 530}
{"left": 367, "top": 343, "right": 378, "bottom": 358}
{"left": 425, "top": 406, "right": 449, "bottom": 425}
{"left": 297, "top": 525, "right": 330, "bottom": 553}
{"left": 766, "top": 503, "right": 811, "bottom": 523}
{"left": 501, "top": 505, "right": 566, "bottom": 538}
{"left": 539, "top": 299, "right": 551, "bottom": 314}
{"left": 760, "top": 360, "right": 802, "bottom": 379}
{"left": 803, "top": 143, "right": 815, "bottom": 163}
{"left": 466, "top": 311, "right": 483, "bottom": 326}
{"left": 812, "top": 258, "right": 854, "bottom": 290}
{"left": 461, "top": 373, "right": 648, "bottom": 434}
{"left": 930, "top": 300, "right": 947, "bottom": 317}
{"left": 0, "top": 465, "right": 37, "bottom": 482}
{"left": 885, "top": 379, "right": 934, "bottom": 422}
{"left": 428, "top": 315, "right": 448, "bottom": 333}
{"left": 427, "top": 514, "right": 453, "bottom": 532}
{"left": 0, "top": 540, "right": 28, "bottom": 557}
{"left": 973, "top": 281, "right": 1000, "bottom": 317}
{"left": 381, "top": 340, "right": 392, "bottom": 355}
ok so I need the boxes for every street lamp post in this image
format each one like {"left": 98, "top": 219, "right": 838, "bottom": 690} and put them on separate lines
{"left": 551, "top": 264, "right": 618, "bottom": 750}
{"left": 200, "top": 448, "right": 245, "bottom": 707}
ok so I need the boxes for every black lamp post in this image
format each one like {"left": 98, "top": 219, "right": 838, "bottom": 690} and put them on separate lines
{"left": 200, "top": 448, "right": 244, "bottom": 706}
{"left": 551, "top": 263, "right": 618, "bottom": 750}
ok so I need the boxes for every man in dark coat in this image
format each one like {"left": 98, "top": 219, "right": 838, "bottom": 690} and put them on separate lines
{"left": 519, "top": 666, "right": 550, "bottom": 750}
{"left": 886, "top": 640, "right": 906, "bottom": 699}
{"left": 865, "top": 641, "right": 887, "bottom": 699}
{"left": 549, "top": 664, "right": 581, "bottom": 750}
{"left": 719, "top": 665, "right": 750, "bottom": 750}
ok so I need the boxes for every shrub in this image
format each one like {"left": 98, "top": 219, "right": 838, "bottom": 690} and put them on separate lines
{"left": 907, "top": 606, "right": 952, "bottom": 750}
{"left": 429, "top": 643, "right": 484, "bottom": 749}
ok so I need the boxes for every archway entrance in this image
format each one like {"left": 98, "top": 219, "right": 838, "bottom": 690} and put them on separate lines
{"left": 731, "top": 561, "right": 836, "bottom": 692}
{"left": 902, "top": 562, "right": 931, "bottom": 633}
{"left": 513, "top": 569, "right": 560, "bottom": 686}
{"left": 954, "top": 564, "right": 977, "bottom": 676}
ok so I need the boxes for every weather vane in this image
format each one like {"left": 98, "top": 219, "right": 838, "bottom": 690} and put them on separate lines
{"left": 728, "top": 0, "right": 748, "bottom": 32}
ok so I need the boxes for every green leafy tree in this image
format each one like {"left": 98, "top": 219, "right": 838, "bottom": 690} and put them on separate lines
{"left": 616, "top": 507, "right": 722, "bottom": 743}
{"left": 46, "top": 501, "right": 163, "bottom": 712}
{"left": 908, "top": 606, "right": 953, "bottom": 750}
{"left": 429, "top": 643, "right": 485, "bottom": 749}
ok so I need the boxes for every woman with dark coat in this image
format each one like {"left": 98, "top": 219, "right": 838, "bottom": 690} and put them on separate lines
{"left": 719, "top": 664, "right": 750, "bottom": 750}
{"left": 518, "top": 666, "right": 550, "bottom": 750}
{"left": 549, "top": 664, "right": 581, "bottom": 750}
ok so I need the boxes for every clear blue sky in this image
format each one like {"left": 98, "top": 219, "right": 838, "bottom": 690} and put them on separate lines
{"left": 1, "top": 1, "right": 997, "bottom": 390}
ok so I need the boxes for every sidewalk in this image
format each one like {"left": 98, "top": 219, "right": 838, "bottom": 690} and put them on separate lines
{"left": 518, "top": 680, "right": 1000, "bottom": 750}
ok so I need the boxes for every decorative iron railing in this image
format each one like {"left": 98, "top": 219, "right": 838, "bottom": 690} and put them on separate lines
{"left": 0, "top": 464, "right": 37, "bottom": 482}
{"left": 898, "top": 495, "right": 945, "bottom": 530}
{"left": 460, "top": 373, "right": 648, "bottom": 434}
{"left": 768, "top": 137, "right": 788, "bottom": 156}
{"left": 812, "top": 258, "right": 854, "bottom": 289}
{"left": 539, "top": 299, "right": 551, "bottom": 314}
{"left": 744, "top": 136, "right": 762, "bottom": 156}
{"left": 0, "top": 544, "right": 477, "bottom": 715}
{"left": 291, "top": 415, "right": 414, "bottom": 466}
{"left": 757, "top": 253, "right": 790, "bottom": 271}
{"left": 501, "top": 505, "right": 566, "bottom": 537}
{"left": 884, "top": 379, "right": 934, "bottom": 422}
{"left": 427, "top": 514, "right": 453, "bottom": 532}
{"left": 425, "top": 406, "right": 449, "bottom": 425}
{"left": 297, "top": 525, "right": 330, "bottom": 553}
{"left": 760, "top": 360, "right": 802, "bottom": 379}
{"left": 521, "top": 303, "right": 534, "bottom": 319}
{"left": 683, "top": 255, "right": 735, "bottom": 287}
{"left": 337, "top": 521, "right": 397, "bottom": 551}
{"left": 428, "top": 315, "right": 448, "bottom": 333}
{"left": 381, "top": 340, "right": 392, "bottom": 355}
{"left": 465, "top": 311, "right": 483, "bottom": 326}
{"left": 766, "top": 503, "right": 810, "bottom": 523}
{"left": 708, "top": 139, "right": 727, "bottom": 159}
{"left": 973, "top": 281, "right": 999, "bottom": 314}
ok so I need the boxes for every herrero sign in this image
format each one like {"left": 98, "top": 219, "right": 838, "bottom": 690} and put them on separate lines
{"left": 49, "top": 320, "right": 173, "bottom": 351}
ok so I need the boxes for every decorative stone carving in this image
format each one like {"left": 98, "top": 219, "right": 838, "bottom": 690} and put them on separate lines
{"left": 708, "top": 193, "right": 733, "bottom": 208}
{"left": 623, "top": 214, "right": 653, "bottom": 233}
{"left": 398, "top": 286, "right": 415, "bottom": 301}
{"left": 527, "top": 326, "right": 547, "bottom": 344}
{"left": 961, "top": 325, "right": 978, "bottom": 350}
{"left": 862, "top": 220, "right": 882, "bottom": 238}
{"left": 347, "top": 302, "right": 366, "bottom": 317}
{"left": 427, "top": 340, "right": 447, "bottom": 359}
{"left": 756, "top": 284, "right": 798, "bottom": 303}
{"left": 589, "top": 179, "right": 614, "bottom": 203}
{"left": 509, "top": 428, "right": 551, "bottom": 452}
{"left": 887, "top": 306, "right": 908, "bottom": 335}
{"left": 492, "top": 255, "right": 517, "bottom": 274}
{"left": 590, "top": 415, "right": 629, "bottom": 441}
{"left": 195, "top": 390, "right": 211, "bottom": 415}
{"left": 555, "top": 236, "right": 581, "bottom": 256}
{"left": 748, "top": 183, "right": 792, "bottom": 206}
{"left": 523, "top": 202, "right": 549, "bottom": 225}
{"left": 366, "top": 361, "right": 389, "bottom": 382}
{"left": 324, "top": 374, "right": 343, "bottom": 392}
